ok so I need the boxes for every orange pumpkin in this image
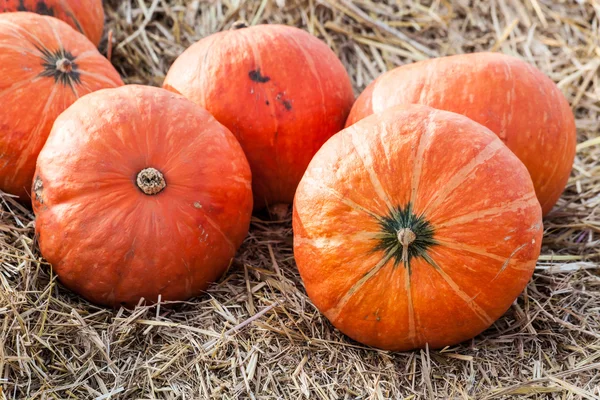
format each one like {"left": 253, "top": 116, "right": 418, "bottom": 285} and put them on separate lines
{"left": 1, "top": 1, "right": 104, "bottom": 46}
{"left": 294, "top": 105, "right": 543, "bottom": 351}
{"left": 0, "top": 12, "right": 122, "bottom": 201}
{"left": 32, "top": 85, "right": 253, "bottom": 308}
{"left": 346, "top": 52, "right": 576, "bottom": 216}
{"left": 163, "top": 23, "right": 355, "bottom": 209}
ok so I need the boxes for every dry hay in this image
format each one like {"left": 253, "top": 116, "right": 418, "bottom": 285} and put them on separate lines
{"left": 1, "top": 0, "right": 600, "bottom": 399}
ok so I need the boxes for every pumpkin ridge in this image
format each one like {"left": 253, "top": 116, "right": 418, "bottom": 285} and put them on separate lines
{"left": 0, "top": 18, "right": 49, "bottom": 51}
{"left": 326, "top": 249, "right": 396, "bottom": 321}
{"left": 0, "top": 75, "right": 37, "bottom": 97}
{"left": 422, "top": 139, "right": 505, "bottom": 215}
{"left": 201, "top": 212, "right": 236, "bottom": 253}
{"left": 13, "top": 84, "right": 59, "bottom": 175}
{"left": 434, "top": 191, "right": 538, "bottom": 228}
{"left": 409, "top": 113, "right": 435, "bottom": 206}
{"left": 434, "top": 238, "right": 521, "bottom": 265}
{"left": 421, "top": 252, "right": 494, "bottom": 325}
{"left": 302, "top": 175, "right": 383, "bottom": 221}
{"left": 0, "top": 42, "right": 41, "bottom": 56}
{"left": 404, "top": 268, "right": 418, "bottom": 346}
{"left": 489, "top": 243, "right": 527, "bottom": 283}
{"left": 348, "top": 127, "right": 395, "bottom": 211}
{"left": 76, "top": 69, "right": 122, "bottom": 87}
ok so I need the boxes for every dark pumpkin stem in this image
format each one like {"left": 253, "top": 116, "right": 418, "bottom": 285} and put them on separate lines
{"left": 136, "top": 168, "right": 166, "bottom": 195}
{"left": 231, "top": 20, "right": 248, "bottom": 30}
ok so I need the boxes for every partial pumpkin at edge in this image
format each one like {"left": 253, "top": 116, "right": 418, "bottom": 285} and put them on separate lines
{"left": 346, "top": 52, "right": 576, "bottom": 216}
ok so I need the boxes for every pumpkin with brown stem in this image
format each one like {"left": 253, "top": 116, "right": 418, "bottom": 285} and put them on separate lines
{"left": 346, "top": 52, "right": 576, "bottom": 216}
{"left": 294, "top": 105, "right": 543, "bottom": 351}
{"left": 33, "top": 85, "right": 253, "bottom": 308}
{"left": 163, "top": 22, "right": 355, "bottom": 209}
{"left": 0, "top": 12, "right": 122, "bottom": 201}
{"left": 1, "top": 0, "right": 105, "bottom": 46}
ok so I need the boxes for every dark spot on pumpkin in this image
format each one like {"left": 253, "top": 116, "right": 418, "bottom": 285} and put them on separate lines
{"left": 35, "top": 1, "right": 54, "bottom": 16}
{"left": 276, "top": 92, "right": 292, "bottom": 111}
{"left": 249, "top": 69, "right": 270, "bottom": 83}
{"left": 17, "top": 0, "right": 27, "bottom": 11}
{"left": 265, "top": 100, "right": 270, "bottom": 105}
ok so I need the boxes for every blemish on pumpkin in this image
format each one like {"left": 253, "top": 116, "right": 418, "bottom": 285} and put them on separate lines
{"left": 35, "top": 1, "right": 54, "bottom": 16}
{"left": 276, "top": 92, "right": 292, "bottom": 111}
{"left": 193, "top": 202, "right": 202, "bottom": 209}
{"left": 33, "top": 176, "right": 43, "bottom": 204}
{"left": 265, "top": 100, "right": 270, "bottom": 105}
{"left": 124, "top": 248, "right": 135, "bottom": 261}
{"left": 249, "top": 69, "right": 270, "bottom": 83}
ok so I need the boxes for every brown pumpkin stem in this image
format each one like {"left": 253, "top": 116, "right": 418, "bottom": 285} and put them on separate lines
{"left": 55, "top": 58, "right": 73, "bottom": 73}
{"left": 231, "top": 20, "right": 248, "bottom": 30}
{"left": 397, "top": 228, "right": 416, "bottom": 264}
{"left": 136, "top": 168, "right": 166, "bottom": 195}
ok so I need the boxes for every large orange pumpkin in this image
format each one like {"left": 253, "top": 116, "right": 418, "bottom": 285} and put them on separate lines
{"left": 346, "top": 52, "right": 576, "bottom": 216}
{"left": 1, "top": 1, "right": 104, "bottom": 46}
{"left": 163, "top": 23, "right": 355, "bottom": 209}
{"left": 294, "top": 105, "right": 543, "bottom": 351}
{"left": 32, "top": 85, "right": 253, "bottom": 308}
{"left": 0, "top": 12, "right": 122, "bottom": 201}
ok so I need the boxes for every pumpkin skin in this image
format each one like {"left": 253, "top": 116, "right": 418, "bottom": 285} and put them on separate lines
{"left": 0, "top": 12, "right": 122, "bottom": 201}
{"left": 163, "top": 24, "right": 355, "bottom": 209}
{"left": 294, "top": 105, "right": 543, "bottom": 351}
{"left": 32, "top": 85, "right": 253, "bottom": 308}
{"left": 1, "top": 0, "right": 104, "bottom": 46}
{"left": 346, "top": 52, "right": 576, "bottom": 216}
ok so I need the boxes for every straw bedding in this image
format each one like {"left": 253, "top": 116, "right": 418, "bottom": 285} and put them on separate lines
{"left": 1, "top": 1, "right": 599, "bottom": 398}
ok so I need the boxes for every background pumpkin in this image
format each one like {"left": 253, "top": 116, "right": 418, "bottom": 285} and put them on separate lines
{"left": 0, "top": 12, "right": 122, "bottom": 201}
{"left": 1, "top": 0, "right": 104, "bottom": 46}
{"left": 294, "top": 105, "right": 543, "bottom": 351}
{"left": 33, "top": 85, "right": 253, "bottom": 308}
{"left": 346, "top": 52, "right": 576, "bottom": 216}
{"left": 163, "top": 23, "right": 355, "bottom": 209}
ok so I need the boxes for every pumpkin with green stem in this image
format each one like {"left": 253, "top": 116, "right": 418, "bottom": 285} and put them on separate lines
{"left": 1, "top": 0, "right": 105, "bottom": 46}
{"left": 294, "top": 105, "right": 543, "bottom": 350}
{"left": 0, "top": 12, "right": 122, "bottom": 201}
